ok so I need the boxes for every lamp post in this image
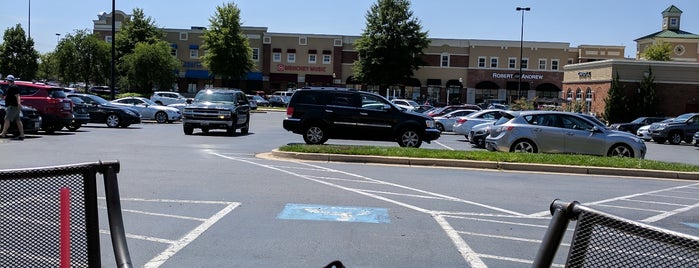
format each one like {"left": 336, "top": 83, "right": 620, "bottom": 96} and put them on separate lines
{"left": 55, "top": 33, "right": 60, "bottom": 44}
{"left": 516, "top": 7, "right": 530, "bottom": 101}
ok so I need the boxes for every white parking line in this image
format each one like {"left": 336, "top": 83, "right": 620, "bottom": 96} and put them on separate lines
{"left": 434, "top": 140, "right": 455, "bottom": 150}
{"left": 642, "top": 201, "right": 699, "bottom": 223}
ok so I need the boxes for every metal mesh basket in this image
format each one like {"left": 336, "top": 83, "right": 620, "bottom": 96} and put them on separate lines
{"left": 533, "top": 199, "right": 699, "bottom": 268}
{"left": 0, "top": 161, "right": 131, "bottom": 268}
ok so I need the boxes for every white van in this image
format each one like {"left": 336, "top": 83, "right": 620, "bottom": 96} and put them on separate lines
{"left": 273, "top": 90, "right": 295, "bottom": 97}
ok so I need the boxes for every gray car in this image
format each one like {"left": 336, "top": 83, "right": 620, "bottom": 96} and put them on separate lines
{"left": 485, "top": 111, "right": 646, "bottom": 158}
{"left": 434, "top": 109, "right": 477, "bottom": 132}
{"left": 452, "top": 109, "right": 506, "bottom": 139}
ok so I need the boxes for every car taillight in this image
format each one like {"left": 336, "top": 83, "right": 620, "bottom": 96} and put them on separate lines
{"left": 499, "top": 126, "right": 515, "bottom": 132}
{"left": 286, "top": 106, "right": 294, "bottom": 117}
{"left": 456, "top": 118, "right": 468, "bottom": 124}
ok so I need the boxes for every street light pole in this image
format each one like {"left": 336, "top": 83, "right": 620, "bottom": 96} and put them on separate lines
{"left": 516, "top": 7, "right": 530, "bottom": 101}
{"left": 55, "top": 33, "right": 60, "bottom": 44}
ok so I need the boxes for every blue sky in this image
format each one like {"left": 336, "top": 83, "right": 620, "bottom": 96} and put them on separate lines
{"left": 2, "top": 0, "right": 698, "bottom": 57}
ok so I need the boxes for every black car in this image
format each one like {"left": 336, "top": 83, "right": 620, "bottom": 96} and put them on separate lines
{"left": 66, "top": 96, "right": 91, "bottom": 131}
{"left": 0, "top": 99, "right": 42, "bottom": 135}
{"left": 609, "top": 117, "right": 666, "bottom": 134}
{"left": 268, "top": 95, "right": 290, "bottom": 107}
{"left": 283, "top": 88, "right": 440, "bottom": 148}
{"left": 66, "top": 93, "right": 141, "bottom": 128}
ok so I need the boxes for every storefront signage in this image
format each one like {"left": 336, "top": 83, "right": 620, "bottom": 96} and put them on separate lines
{"left": 577, "top": 71, "right": 592, "bottom": 79}
{"left": 277, "top": 64, "right": 327, "bottom": 73}
{"left": 492, "top": 72, "right": 544, "bottom": 80}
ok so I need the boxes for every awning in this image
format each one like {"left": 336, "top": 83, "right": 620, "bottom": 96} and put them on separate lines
{"left": 246, "top": 72, "right": 263, "bottom": 81}
{"left": 426, "top": 79, "right": 442, "bottom": 86}
{"left": 189, "top": 44, "right": 199, "bottom": 49}
{"left": 170, "top": 43, "right": 178, "bottom": 49}
{"left": 445, "top": 79, "right": 463, "bottom": 87}
{"left": 475, "top": 81, "right": 499, "bottom": 89}
{"left": 402, "top": 78, "right": 421, "bottom": 87}
{"left": 184, "top": 70, "right": 210, "bottom": 79}
{"left": 535, "top": 83, "right": 561, "bottom": 92}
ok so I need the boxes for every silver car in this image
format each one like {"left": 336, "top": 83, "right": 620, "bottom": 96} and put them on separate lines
{"left": 452, "top": 109, "right": 506, "bottom": 139}
{"left": 485, "top": 111, "right": 646, "bottom": 158}
{"left": 434, "top": 109, "right": 477, "bottom": 132}
{"left": 111, "top": 97, "right": 182, "bottom": 123}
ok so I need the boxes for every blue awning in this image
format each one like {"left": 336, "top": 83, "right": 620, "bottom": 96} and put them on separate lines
{"left": 246, "top": 72, "right": 263, "bottom": 80}
{"left": 170, "top": 43, "right": 178, "bottom": 49}
{"left": 189, "top": 44, "right": 199, "bottom": 49}
{"left": 184, "top": 70, "right": 210, "bottom": 79}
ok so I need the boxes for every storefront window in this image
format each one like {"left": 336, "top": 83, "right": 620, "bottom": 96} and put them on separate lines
{"left": 576, "top": 88, "right": 582, "bottom": 100}
{"left": 566, "top": 88, "right": 573, "bottom": 100}
{"left": 427, "top": 86, "right": 441, "bottom": 104}
{"left": 476, "top": 89, "right": 498, "bottom": 104}
{"left": 446, "top": 86, "right": 461, "bottom": 104}
{"left": 404, "top": 86, "right": 421, "bottom": 100}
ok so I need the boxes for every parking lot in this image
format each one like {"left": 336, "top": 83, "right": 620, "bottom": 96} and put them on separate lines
{"left": 1, "top": 111, "right": 698, "bottom": 267}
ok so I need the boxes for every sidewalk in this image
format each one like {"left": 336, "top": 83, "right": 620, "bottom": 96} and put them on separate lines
{"left": 268, "top": 149, "right": 699, "bottom": 180}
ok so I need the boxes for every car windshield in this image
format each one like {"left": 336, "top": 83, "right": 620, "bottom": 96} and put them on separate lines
{"left": 69, "top": 97, "right": 86, "bottom": 105}
{"left": 407, "top": 100, "right": 420, "bottom": 107}
{"left": 87, "top": 95, "right": 111, "bottom": 105}
{"left": 253, "top": 95, "right": 265, "bottom": 101}
{"left": 672, "top": 113, "right": 692, "bottom": 122}
{"left": 48, "top": 88, "right": 68, "bottom": 98}
{"left": 195, "top": 91, "right": 236, "bottom": 103}
{"left": 630, "top": 117, "right": 646, "bottom": 124}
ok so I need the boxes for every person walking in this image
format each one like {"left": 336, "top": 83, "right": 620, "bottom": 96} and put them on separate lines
{"left": 1, "top": 75, "right": 25, "bottom": 140}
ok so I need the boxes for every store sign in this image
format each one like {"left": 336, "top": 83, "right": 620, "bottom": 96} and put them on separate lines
{"left": 492, "top": 72, "right": 544, "bottom": 80}
{"left": 578, "top": 71, "right": 592, "bottom": 79}
{"left": 277, "top": 64, "right": 327, "bottom": 73}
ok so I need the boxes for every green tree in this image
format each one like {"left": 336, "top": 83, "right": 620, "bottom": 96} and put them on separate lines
{"left": 201, "top": 2, "right": 253, "bottom": 86}
{"left": 54, "top": 30, "right": 110, "bottom": 86}
{"left": 37, "top": 52, "right": 59, "bottom": 82}
{"left": 603, "top": 72, "right": 628, "bottom": 123}
{"left": 115, "top": 8, "right": 164, "bottom": 60}
{"left": 641, "top": 41, "right": 673, "bottom": 61}
{"left": 119, "top": 41, "right": 180, "bottom": 94}
{"left": 0, "top": 24, "right": 40, "bottom": 80}
{"left": 352, "top": 0, "right": 430, "bottom": 88}
{"left": 510, "top": 97, "right": 537, "bottom": 111}
{"left": 633, "top": 66, "right": 658, "bottom": 116}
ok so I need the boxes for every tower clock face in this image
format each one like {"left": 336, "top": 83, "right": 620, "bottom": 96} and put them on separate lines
{"left": 674, "top": 45, "right": 685, "bottom": 56}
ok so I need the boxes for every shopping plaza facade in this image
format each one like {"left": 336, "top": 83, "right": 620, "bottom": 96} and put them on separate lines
{"left": 93, "top": 5, "right": 699, "bottom": 116}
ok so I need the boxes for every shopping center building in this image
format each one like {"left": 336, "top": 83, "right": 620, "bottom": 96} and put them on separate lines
{"left": 93, "top": 5, "right": 698, "bottom": 114}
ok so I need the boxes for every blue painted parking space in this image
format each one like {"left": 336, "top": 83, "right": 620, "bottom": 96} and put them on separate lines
{"left": 277, "top": 203, "right": 390, "bottom": 224}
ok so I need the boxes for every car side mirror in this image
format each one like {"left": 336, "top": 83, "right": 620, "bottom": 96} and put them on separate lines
{"left": 186, "top": 98, "right": 193, "bottom": 104}
{"left": 383, "top": 104, "right": 393, "bottom": 111}
{"left": 591, "top": 126, "right": 601, "bottom": 133}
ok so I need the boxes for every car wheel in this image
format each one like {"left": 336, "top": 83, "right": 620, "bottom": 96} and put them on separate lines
{"left": 436, "top": 123, "right": 445, "bottom": 132}
{"left": 155, "top": 111, "right": 168, "bottom": 124}
{"left": 183, "top": 126, "right": 193, "bottom": 135}
{"left": 608, "top": 144, "right": 634, "bottom": 158}
{"left": 669, "top": 132, "right": 683, "bottom": 145}
{"left": 66, "top": 123, "right": 80, "bottom": 131}
{"left": 397, "top": 129, "right": 423, "bottom": 148}
{"left": 475, "top": 137, "right": 485, "bottom": 148}
{"left": 106, "top": 114, "right": 120, "bottom": 128}
{"left": 42, "top": 124, "right": 57, "bottom": 134}
{"left": 652, "top": 138, "right": 666, "bottom": 144}
{"left": 303, "top": 124, "right": 328, "bottom": 145}
{"left": 241, "top": 118, "right": 249, "bottom": 135}
{"left": 155, "top": 101, "right": 163, "bottom": 105}
{"left": 510, "top": 139, "right": 538, "bottom": 153}
{"left": 227, "top": 121, "right": 237, "bottom": 136}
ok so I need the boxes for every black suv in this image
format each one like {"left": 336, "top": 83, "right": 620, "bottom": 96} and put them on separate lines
{"left": 182, "top": 89, "right": 250, "bottom": 135}
{"left": 283, "top": 88, "right": 440, "bottom": 147}
{"left": 649, "top": 113, "right": 699, "bottom": 145}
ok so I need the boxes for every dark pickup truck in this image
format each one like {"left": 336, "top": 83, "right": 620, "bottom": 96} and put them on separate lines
{"left": 182, "top": 89, "right": 250, "bottom": 136}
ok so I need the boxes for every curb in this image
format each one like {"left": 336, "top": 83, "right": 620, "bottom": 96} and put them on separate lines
{"left": 270, "top": 149, "right": 699, "bottom": 180}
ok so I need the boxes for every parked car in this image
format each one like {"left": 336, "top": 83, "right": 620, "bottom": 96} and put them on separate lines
{"left": 244, "top": 95, "right": 258, "bottom": 110}
{"left": 89, "top": 85, "right": 118, "bottom": 95}
{"left": 694, "top": 131, "right": 699, "bottom": 146}
{"left": 268, "top": 95, "right": 290, "bottom": 107}
{"left": 426, "top": 104, "right": 482, "bottom": 117}
{"left": 486, "top": 111, "right": 646, "bottom": 158}
{"left": 182, "top": 89, "right": 251, "bottom": 135}
{"left": 391, "top": 99, "right": 421, "bottom": 111}
{"left": 283, "top": 88, "right": 440, "bottom": 148}
{"left": 248, "top": 94, "right": 269, "bottom": 107}
{"left": 150, "top": 91, "right": 188, "bottom": 106}
{"left": 609, "top": 117, "right": 667, "bottom": 134}
{"left": 66, "top": 93, "right": 141, "bottom": 128}
{"left": 0, "top": 99, "right": 42, "bottom": 135}
{"left": 637, "top": 118, "right": 673, "bottom": 141}
{"left": 1, "top": 80, "right": 74, "bottom": 133}
{"left": 452, "top": 109, "right": 506, "bottom": 138}
{"left": 468, "top": 122, "right": 494, "bottom": 148}
{"left": 66, "top": 96, "right": 91, "bottom": 131}
{"left": 111, "top": 97, "right": 182, "bottom": 123}
{"left": 649, "top": 113, "right": 699, "bottom": 145}
{"left": 434, "top": 109, "right": 478, "bottom": 132}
